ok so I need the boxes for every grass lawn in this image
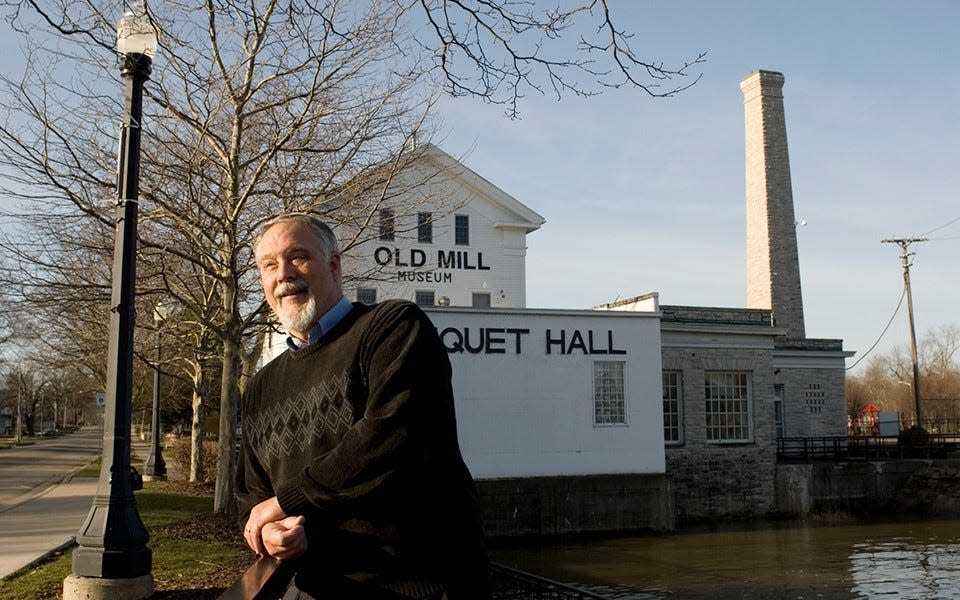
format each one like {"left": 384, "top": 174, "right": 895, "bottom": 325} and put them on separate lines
{"left": 0, "top": 480, "right": 250, "bottom": 600}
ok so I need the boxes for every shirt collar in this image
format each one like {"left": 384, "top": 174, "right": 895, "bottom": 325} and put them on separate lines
{"left": 286, "top": 296, "right": 353, "bottom": 351}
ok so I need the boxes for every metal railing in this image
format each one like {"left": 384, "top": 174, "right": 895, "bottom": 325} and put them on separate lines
{"left": 218, "top": 558, "right": 612, "bottom": 600}
{"left": 492, "top": 563, "right": 611, "bottom": 599}
{"left": 777, "top": 434, "right": 960, "bottom": 461}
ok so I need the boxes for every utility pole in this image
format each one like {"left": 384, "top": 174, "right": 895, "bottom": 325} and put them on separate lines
{"left": 882, "top": 236, "right": 927, "bottom": 429}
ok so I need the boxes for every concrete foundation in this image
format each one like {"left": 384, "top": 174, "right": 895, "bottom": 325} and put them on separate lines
{"left": 477, "top": 474, "right": 673, "bottom": 537}
{"left": 62, "top": 573, "right": 153, "bottom": 600}
{"left": 776, "top": 460, "right": 931, "bottom": 515}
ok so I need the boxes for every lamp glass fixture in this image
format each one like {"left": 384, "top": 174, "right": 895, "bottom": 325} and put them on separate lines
{"left": 117, "top": 11, "right": 158, "bottom": 57}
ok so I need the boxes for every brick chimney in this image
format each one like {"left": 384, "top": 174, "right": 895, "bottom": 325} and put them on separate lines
{"left": 741, "top": 70, "right": 806, "bottom": 339}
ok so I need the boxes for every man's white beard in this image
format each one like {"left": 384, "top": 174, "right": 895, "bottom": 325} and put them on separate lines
{"left": 276, "top": 291, "right": 319, "bottom": 336}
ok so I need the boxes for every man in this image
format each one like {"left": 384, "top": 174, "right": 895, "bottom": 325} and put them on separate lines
{"left": 237, "top": 213, "right": 489, "bottom": 599}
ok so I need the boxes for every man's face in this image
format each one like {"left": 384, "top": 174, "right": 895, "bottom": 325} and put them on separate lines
{"left": 255, "top": 221, "right": 342, "bottom": 340}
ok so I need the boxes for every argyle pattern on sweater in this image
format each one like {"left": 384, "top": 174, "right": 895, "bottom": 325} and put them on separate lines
{"left": 245, "top": 371, "right": 353, "bottom": 463}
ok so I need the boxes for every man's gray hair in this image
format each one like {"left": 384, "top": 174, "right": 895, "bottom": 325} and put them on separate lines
{"left": 254, "top": 213, "right": 339, "bottom": 259}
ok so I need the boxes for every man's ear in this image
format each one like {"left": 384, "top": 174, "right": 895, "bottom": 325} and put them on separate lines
{"left": 330, "top": 252, "right": 342, "bottom": 285}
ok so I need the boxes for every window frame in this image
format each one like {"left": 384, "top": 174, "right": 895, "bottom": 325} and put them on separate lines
{"left": 704, "top": 371, "right": 753, "bottom": 443}
{"left": 454, "top": 214, "right": 469, "bottom": 246}
{"left": 592, "top": 360, "right": 628, "bottom": 426}
{"left": 774, "top": 383, "right": 785, "bottom": 439}
{"left": 417, "top": 212, "right": 433, "bottom": 244}
{"left": 471, "top": 292, "right": 491, "bottom": 308}
{"left": 662, "top": 370, "right": 684, "bottom": 445}
{"left": 379, "top": 208, "right": 395, "bottom": 242}
{"left": 414, "top": 290, "right": 435, "bottom": 307}
{"left": 356, "top": 288, "right": 377, "bottom": 305}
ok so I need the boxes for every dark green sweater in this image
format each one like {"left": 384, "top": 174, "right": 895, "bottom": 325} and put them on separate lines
{"left": 237, "top": 300, "right": 487, "bottom": 594}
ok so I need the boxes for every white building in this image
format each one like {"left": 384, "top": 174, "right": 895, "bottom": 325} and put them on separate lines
{"left": 426, "top": 307, "right": 671, "bottom": 535}
{"left": 340, "top": 144, "right": 545, "bottom": 310}
{"left": 427, "top": 307, "right": 664, "bottom": 479}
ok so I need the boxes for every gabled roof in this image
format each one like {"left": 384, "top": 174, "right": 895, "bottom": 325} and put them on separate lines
{"left": 411, "top": 144, "right": 546, "bottom": 233}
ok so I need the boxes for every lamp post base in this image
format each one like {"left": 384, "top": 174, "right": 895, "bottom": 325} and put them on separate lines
{"left": 143, "top": 452, "right": 166, "bottom": 481}
{"left": 63, "top": 573, "right": 153, "bottom": 600}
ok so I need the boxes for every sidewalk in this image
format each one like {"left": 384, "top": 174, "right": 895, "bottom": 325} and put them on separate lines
{"left": 0, "top": 438, "right": 178, "bottom": 579}
{"left": 132, "top": 436, "right": 183, "bottom": 481}
{"left": 0, "top": 475, "right": 98, "bottom": 579}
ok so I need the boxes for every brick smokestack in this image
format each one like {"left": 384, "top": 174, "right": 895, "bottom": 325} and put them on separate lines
{"left": 741, "top": 70, "right": 806, "bottom": 339}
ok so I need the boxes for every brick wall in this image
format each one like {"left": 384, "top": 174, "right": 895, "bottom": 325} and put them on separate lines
{"left": 778, "top": 366, "right": 848, "bottom": 437}
{"left": 741, "top": 70, "right": 806, "bottom": 339}
{"left": 662, "top": 344, "right": 779, "bottom": 521}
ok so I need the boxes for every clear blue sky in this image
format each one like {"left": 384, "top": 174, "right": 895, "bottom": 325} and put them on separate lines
{"left": 434, "top": 1, "right": 960, "bottom": 373}
{"left": 1, "top": 2, "right": 956, "bottom": 373}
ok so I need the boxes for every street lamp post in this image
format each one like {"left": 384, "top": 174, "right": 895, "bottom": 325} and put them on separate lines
{"left": 64, "top": 11, "right": 158, "bottom": 600}
{"left": 144, "top": 301, "right": 168, "bottom": 480}
{"left": 15, "top": 373, "right": 22, "bottom": 444}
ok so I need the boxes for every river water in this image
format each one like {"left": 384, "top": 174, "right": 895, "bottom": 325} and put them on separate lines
{"left": 492, "top": 518, "right": 960, "bottom": 599}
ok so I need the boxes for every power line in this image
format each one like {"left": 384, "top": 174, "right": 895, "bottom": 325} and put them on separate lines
{"left": 922, "top": 215, "right": 960, "bottom": 237}
{"left": 846, "top": 286, "right": 905, "bottom": 371}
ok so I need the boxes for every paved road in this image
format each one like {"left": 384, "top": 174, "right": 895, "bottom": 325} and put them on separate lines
{"left": 0, "top": 427, "right": 102, "bottom": 511}
{"left": 0, "top": 428, "right": 103, "bottom": 579}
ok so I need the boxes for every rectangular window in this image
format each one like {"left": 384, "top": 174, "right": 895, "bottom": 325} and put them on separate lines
{"left": 593, "top": 361, "right": 626, "bottom": 425}
{"left": 417, "top": 212, "right": 433, "bottom": 243}
{"left": 774, "top": 384, "right": 785, "bottom": 438}
{"left": 379, "top": 208, "right": 394, "bottom": 241}
{"left": 472, "top": 292, "right": 491, "bottom": 308}
{"left": 414, "top": 290, "right": 435, "bottom": 307}
{"left": 455, "top": 214, "right": 469, "bottom": 245}
{"left": 356, "top": 288, "right": 377, "bottom": 304}
{"left": 705, "top": 371, "right": 752, "bottom": 442}
{"left": 663, "top": 370, "right": 683, "bottom": 444}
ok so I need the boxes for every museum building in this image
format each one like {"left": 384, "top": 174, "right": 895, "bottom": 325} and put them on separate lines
{"left": 262, "top": 70, "right": 854, "bottom": 533}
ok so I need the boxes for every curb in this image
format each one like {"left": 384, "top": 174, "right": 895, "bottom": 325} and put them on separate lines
{"left": 0, "top": 460, "right": 94, "bottom": 516}
{"left": 1, "top": 537, "right": 77, "bottom": 581}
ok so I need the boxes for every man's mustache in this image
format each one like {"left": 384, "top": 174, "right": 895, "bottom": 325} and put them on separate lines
{"left": 274, "top": 280, "right": 308, "bottom": 300}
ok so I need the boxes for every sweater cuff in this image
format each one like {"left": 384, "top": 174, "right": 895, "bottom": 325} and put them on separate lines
{"left": 275, "top": 478, "right": 310, "bottom": 517}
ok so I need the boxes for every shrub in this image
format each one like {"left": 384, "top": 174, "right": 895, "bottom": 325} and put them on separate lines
{"left": 166, "top": 437, "right": 219, "bottom": 484}
{"left": 899, "top": 424, "right": 931, "bottom": 446}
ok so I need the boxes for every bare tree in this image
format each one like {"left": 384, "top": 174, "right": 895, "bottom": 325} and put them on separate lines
{"left": 416, "top": 0, "right": 705, "bottom": 117}
{"left": 919, "top": 325, "right": 960, "bottom": 423}
{"left": 848, "top": 324, "right": 960, "bottom": 429}
{"left": 921, "top": 325, "right": 960, "bottom": 384}
{"left": 0, "top": 0, "right": 705, "bottom": 512}
{"left": 2, "top": 0, "right": 442, "bottom": 513}
{"left": 3, "top": 0, "right": 705, "bottom": 118}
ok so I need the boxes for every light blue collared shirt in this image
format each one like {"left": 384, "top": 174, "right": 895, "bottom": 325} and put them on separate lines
{"left": 286, "top": 296, "right": 353, "bottom": 351}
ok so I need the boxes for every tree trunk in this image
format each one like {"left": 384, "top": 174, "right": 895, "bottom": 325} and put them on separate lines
{"left": 189, "top": 385, "right": 205, "bottom": 483}
{"left": 214, "top": 311, "right": 240, "bottom": 514}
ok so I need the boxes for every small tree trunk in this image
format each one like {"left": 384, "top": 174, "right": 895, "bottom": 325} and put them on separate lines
{"left": 189, "top": 387, "right": 205, "bottom": 483}
{"left": 214, "top": 315, "right": 240, "bottom": 514}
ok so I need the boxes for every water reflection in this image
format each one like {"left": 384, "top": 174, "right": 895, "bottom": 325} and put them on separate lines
{"left": 850, "top": 537, "right": 960, "bottom": 599}
{"left": 491, "top": 519, "right": 960, "bottom": 599}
